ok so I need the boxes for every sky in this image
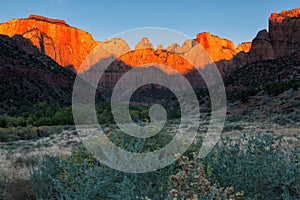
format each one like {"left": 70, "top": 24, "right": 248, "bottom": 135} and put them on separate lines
{"left": 1, "top": 0, "right": 299, "bottom": 48}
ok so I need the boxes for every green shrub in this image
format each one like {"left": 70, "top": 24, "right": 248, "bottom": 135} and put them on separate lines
{"left": 228, "top": 87, "right": 258, "bottom": 102}
{"left": 10, "top": 117, "right": 26, "bottom": 127}
{"left": 202, "top": 134, "right": 300, "bottom": 199}
{"left": 223, "top": 124, "right": 244, "bottom": 132}
{"left": 0, "top": 126, "right": 61, "bottom": 142}
{"left": 29, "top": 133, "right": 300, "bottom": 199}
{"left": 168, "top": 155, "right": 244, "bottom": 199}
{"left": 239, "top": 87, "right": 258, "bottom": 102}
{"left": 289, "top": 79, "right": 300, "bottom": 91}
{"left": 30, "top": 155, "right": 61, "bottom": 199}
{"left": 226, "top": 115, "right": 243, "bottom": 123}
{"left": 52, "top": 107, "right": 73, "bottom": 125}
{"left": 0, "top": 116, "right": 8, "bottom": 128}
{"left": 264, "top": 82, "right": 290, "bottom": 96}
{"left": 273, "top": 115, "right": 292, "bottom": 125}
{"left": 30, "top": 145, "right": 176, "bottom": 199}
{"left": 35, "top": 117, "right": 54, "bottom": 126}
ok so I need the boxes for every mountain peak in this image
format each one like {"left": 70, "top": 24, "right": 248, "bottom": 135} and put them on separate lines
{"left": 166, "top": 39, "right": 195, "bottom": 54}
{"left": 156, "top": 44, "right": 164, "bottom": 50}
{"left": 135, "top": 37, "right": 154, "bottom": 50}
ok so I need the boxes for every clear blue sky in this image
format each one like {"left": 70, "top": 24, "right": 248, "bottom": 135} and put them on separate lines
{"left": 1, "top": 0, "right": 299, "bottom": 47}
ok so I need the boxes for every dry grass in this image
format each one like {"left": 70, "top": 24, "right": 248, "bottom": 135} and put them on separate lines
{"left": 0, "top": 129, "right": 79, "bottom": 200}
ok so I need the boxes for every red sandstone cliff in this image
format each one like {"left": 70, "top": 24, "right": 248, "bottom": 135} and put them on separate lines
{"left": 246, "top": 7, "right": 300, "bottom": 62}
{"left": 269, "top": 8, "right": 300, "bottom": 58}
{"left": 1, "top": 7, "right": 300, "bottom": 80}
{"left": 0, "top": 15, "right": 98, "bottom": 72}
{"left": 0, "top": 15, "right": 253, "bottom": 74}
{"left": 216, "top": 7, "right": 300, "bottom": 76}
{"left": 196, "top": 32, "right": 251, "bottom": 62}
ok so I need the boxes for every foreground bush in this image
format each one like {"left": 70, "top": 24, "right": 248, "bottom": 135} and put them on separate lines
{"left": 29, "top": 133, "right": 300, "bottom": 199}
{"left": 203, "top": 134, "right": 300, "bottom": 199}
{"left": 30, "top": 145, "right": 175, "bottom": 199}
{"left": 168, "top": 155, "right": 244, "bottom": 199}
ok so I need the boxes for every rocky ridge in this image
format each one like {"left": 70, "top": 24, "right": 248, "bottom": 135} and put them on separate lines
{"left": 0, "top": 15, "right": 252, "bottom": 74}
{"left": 0, "top": 8, "right": 300, "bottom": 91}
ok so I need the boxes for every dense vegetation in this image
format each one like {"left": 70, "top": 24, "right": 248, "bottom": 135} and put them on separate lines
{"left": 225, "top": 51, "right": 300, "bottom": 101}
{"left": 264, "top": 79, "right": 300, "bottom": 96}
{"left": 0, "top": 100, "right": 182, "bottom": 142}
{"left": 27, "top": 133, "right": 299, "bottom": 199}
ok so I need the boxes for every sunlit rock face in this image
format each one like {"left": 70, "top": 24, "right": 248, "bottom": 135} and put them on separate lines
{"left": 1, "top": 7, "right": 300, "bottom": 91}
{"left": 0, "top": 15, "right": 98, "bottom": 72}
{"left": 0, "top": 14, "right": 252, "bottom": 75}
{"left": 196, "top": 32, "right": 251, "bottom": 62}
{"left": 135, "top": 37, "right": 154, "bottom": 50}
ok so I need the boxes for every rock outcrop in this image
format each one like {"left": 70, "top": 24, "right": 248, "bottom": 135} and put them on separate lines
{"left": 84, "top": 48, "right": 203, "bottom": 92}
{"left": 135, "top": 37, "right": 154, "bottom": 50}
{"left": 0, "top": 15, "right": 97, "bottom": 72}
{"left": 194, "top": 7, "right": 300, "bottom": 72}
{"left": 241, "top": 7, "right": 300, "bottom": 64}
{"left": 166, "top": 39, "right": 196, "bottom": 54}
{"left": 236, "top": 42, "right": 252, "bottom": 53}
{"left": 269, "top": 8, "right": 300, "bottom": 58}
{"left": 28, "top": 15, "right": 67, "bottom": 25}
{"left": 156, "top": 44, "right": 164, "bottom": 50}
{"left": 166, "top": 43, "right": 180, "bottom": 53}
{"left": 119, "top": 49, "right": 194, "bottom": 74}
{"left": 101, "top": 38, "right": 131, "bottom": 56}
{"left": 216, "top": 7, "right": 300, "bottom": 77}
{"left": 196, "top": 32, "right": 251, "bottom": 62}
{"left": 248, "top": 29, "right": 275, "bottom": 62}
{"left": 78, "top": 38, "right": 131, "bottom": 73}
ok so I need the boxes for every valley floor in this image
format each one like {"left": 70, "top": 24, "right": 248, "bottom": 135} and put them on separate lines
{"left": 1, "top": 119, "right": 299, "bottom": 183}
